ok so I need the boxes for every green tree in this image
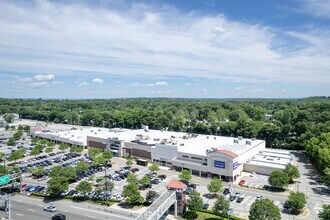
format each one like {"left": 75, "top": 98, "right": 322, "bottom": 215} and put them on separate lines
{"left": 148, "top": 163, "right": 160, "bottom": 173}
{"left": 4, "top": 114, "right": 14, "bottom": 123}
{"left": 319, "top": 204, "right": 330, "bottom": 220}
{"left": 123, "top": 183, "right": 144, "bottom": 205}
{"left": 76, "top": 180, "right": 92, "bottom": 196}
{"left": 76, "top": 162, "right": 89, "bottom": 173}
{"left": 0, "top": 152, "right": 4, "bottom": 161}
{"left": 49, "top": 166, "right": 62, "bottom": 178}
{"left": 268, "top": 170, "right": 289, "bottom": 189}
{"left": 249, "top": 198, "right": 281, "bottom": 220}
{"left": 207, "top": 178, "right": 223, "bottom": 197}
{"left": 146, "top": 190, "right": 159, "bottom": 203}
{"left": 92, "top": 155, "right": 106, "bottom": 166}
{"left": 88, "top": 148, "right": 100, "bottom": 158}
{"left": 212, "top": 195, "right": 230, "bottom": 217}
{"left": 102, "top": 150, "right": 113, "bottom": 162}
{"left": 284, "top": 163, "right": 300, "bottom": 183}
{"left": 288, "top": 191, "right": 307, "bottom": 214}
{"left": 45, "top": 147, "right": 53, "bottom": 153}
{"left": 140, "top": 175, "right": 151, "bottom": 187}
{"left": 71, "top": 146, "right": 83, "bottom": 153}
{"left": 7, "top": 138, "right": 16, "bottom": 146}
{"left": 5, "top": 125, "right": 10, "bottom": 131}
{"left": 59, "top": 143, "right": 69, "bottom": 151}
{"left": 179, "top": 169, "right": 192, "bottom": 182}
{"left": 187, "top": 190, "right": 203, "bottom": 214}
{"left": 31, "top": 138, "right": 39, "bottom": 144}
{"left": 30, "top": 147, "right": 41, "bottom": 158}
{"left": 8, "top": 149, "right": 24, "bottom": 162}
{"left": 126, "top": 158, "right": 133, "bottom": 166}
{"left": 47, "top": 177, "right": 69, "bottom": 196}
{"left": 62, "top": 166, "right": 77, "bottom": 181}
{"left": 127, "top": 173, "right": 138, "bottom": 184}
{"left": 32, "top": 167, "right": 46, "bottom": 177}
{"left": 321, "top": 167, "right": 330, "bottom": 187}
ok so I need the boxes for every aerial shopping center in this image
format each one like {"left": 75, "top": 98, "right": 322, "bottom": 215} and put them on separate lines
{"left": 32, "top": 125, "right": 292, "bottom": 181}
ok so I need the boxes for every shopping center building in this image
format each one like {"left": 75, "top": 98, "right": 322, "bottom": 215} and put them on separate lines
{"left": 35, "top": 126, "right": 292, "bottom": 181}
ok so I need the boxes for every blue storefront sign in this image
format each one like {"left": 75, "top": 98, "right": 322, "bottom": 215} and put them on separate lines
{"left": 214, "top": 160, "right": 225, "bottom": 169}
{"left": 233, "top": 161, "right": 239, "bottom": 170}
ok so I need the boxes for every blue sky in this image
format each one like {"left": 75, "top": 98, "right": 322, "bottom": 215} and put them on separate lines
{"left": 0, "top": 0, "right": 329, "bottom": 99}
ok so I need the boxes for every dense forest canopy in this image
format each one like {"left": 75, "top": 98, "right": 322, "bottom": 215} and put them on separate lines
{"left": 1, "top": 97, "right": 330, "bottom": 173}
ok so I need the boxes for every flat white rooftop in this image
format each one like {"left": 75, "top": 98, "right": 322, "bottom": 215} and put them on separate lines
{"left": 39, "top": 127, "right": 264, "bottom": 157}
{"left": 245, "top": 149, "right": 292, "bottom": 169}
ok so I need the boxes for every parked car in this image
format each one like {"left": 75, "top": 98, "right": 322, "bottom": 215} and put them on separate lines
{"left": 229, "top": 195, "right": 236, "bottom": 201}
{"left": 44, "top": 205, "right": 56, "bottom": 212}
{"left": 238, "top": 180, "right": 246, "bottom": 185}
{"left": 188, "top": 184, "right": 196, "bottom": 189}
{"left": 256, "top": 195, "right": 263, "bottom": 200}
{"left": 158, "top": 174, "right": 166, "bottom": 180}
{"left": 202, "top": 203, "right": 209, "bottom": 210}
{"left": 236, "top": 197, "right": 244, "bottom": 203}
{"left": 223, "top": 188, "right": 230, "bottom": 195}
{"left": 180, "top": 179, "right": 189, "bottom": 185}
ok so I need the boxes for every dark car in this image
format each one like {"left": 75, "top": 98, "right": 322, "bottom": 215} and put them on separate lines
{"left": 158, "top": 174, "right": 166, "bottom": 180}
{"left": 229, "top": 195, "right": 236, "bottom": 201}
{"left": 180, "top": 179, "right": 189, "bottom": 185}
{"left": 52, "top": 213, "right": 66, "bottom": 220}
{"left": 283, "top": 201, "right": 290, "bottom": 209}
{"left": 262, "top": 185, "right": 270, "bottom": 190}
{"left": 188, "top": 184, "right": 196, "bottom": 189}
{"left": 236, "top": 197, "right": 244, "bottom": 203}
{"left": 223, "top": 188, "right": 230, "bottom": 195}
{"left": 202, "top": 203, "right": 209, "bottom": 210}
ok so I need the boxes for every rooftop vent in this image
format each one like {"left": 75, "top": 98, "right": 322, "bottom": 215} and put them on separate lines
{"left": 252, "top": 138, "right": 256, "bottom": 141}
{"left": 238, "top": 136, "right": 243, "bottom": 140}
{"left": 234, "top": 139, "right": 239, "bottom": 143}
{"left": 214, "top": 137, "right": 216, "bottom": 140}
{"left": 246, "top": 140, "right": 251, "bottom": 145}
{"left": 207, "top": 136, "right": 209, "bottom": 139}
{"left": 180, "top": 143, "right": 184, "bottom": 146}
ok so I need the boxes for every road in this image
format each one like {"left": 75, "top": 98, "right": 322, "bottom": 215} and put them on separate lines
{"left": 0, "top": 195, "right": 136, "bottom": 220}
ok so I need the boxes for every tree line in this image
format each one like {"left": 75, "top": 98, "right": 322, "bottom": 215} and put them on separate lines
{"left": 1, "top": 97, "right": 329, "bottom": 173}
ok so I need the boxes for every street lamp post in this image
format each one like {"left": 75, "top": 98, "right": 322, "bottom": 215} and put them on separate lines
{"left": 227, "top": 209, "right": 233, "bottom": 220}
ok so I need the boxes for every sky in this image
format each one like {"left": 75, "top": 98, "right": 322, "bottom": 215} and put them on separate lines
{"left": 0, "top": 0, "right": 330, "bottom": 99}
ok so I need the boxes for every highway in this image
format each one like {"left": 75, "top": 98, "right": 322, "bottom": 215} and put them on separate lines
{"left": 0, "top": 195, "right": 136, "bottom": 220}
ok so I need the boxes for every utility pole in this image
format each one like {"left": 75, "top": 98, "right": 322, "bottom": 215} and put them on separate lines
{"left": 5, "top": 194, "right": 11, "bottom": 220}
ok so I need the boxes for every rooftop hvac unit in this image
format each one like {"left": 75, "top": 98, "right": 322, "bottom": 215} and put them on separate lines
{"left": 214, "top": 137, "right": 216, "bottom": 140}
{"left": 207, "top": 136, "right": 209, "bottom": 139}
{"left": 180, "top": 143, "right": 184, "bottom": 146}
{"left": 238, "top": 136, "right": 243, "bottom": 140}
{"left": 98, "top": 129, "right": 101, "bottom": 131}
{"left": 252, "top": 138, "right": 256, "bottom": 141}
{"left": 246, "top": 140, "right": 251, "bottom": 145}
{"left": 234, "top": 139, "right": 239, "bottom": 143}
{"left": 206, "top": 149, "right": 211, "bottom": 153}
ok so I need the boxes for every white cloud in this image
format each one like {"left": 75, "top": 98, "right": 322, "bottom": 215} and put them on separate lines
{"left": 130, "top": 81, "right": 167, "bottom": 87}
{"left": 297, "top": 0, "right": 330, "bottom": 18}
{"left": 93, "top": 78, "right": 104, "bottom": 84}
{"left": 29, "top": 82, "right": 48, "bottom": 88}
{"left": 184, "top": 83, "right": 191, "bottom": 86}
{"left": 202, "top": 89, "right": 208, "bottom": 93}
{"left": 33, "top": 74, "right": 55, "bottom": 81}
{"left": 13, "top": 77, "right": 32, "bottom": 83}
{"left": 154, "top": 81, "right": 168, "bottom": 86}
{"left": 78, "top": 82, "right": 88, "bottom": 87}
{"left": 151, "top": 90, "right": 172, "bottom": 94}
{"left": 0, "top": 0, "right": 329, "bottom": 87}
{"left": 234, "top": 87, "right": 243, "bottom": 90}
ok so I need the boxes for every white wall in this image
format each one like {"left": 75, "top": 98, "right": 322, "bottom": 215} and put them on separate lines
{"left": 151, "top": 144, "right": 177, "bottom": 162}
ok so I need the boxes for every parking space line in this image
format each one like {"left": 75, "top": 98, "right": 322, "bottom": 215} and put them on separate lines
{"left": 27, "top": 209, "right": 35, "bottom": 212}
{"left": 241, "top": 195, "right": 251, "bottom": 205}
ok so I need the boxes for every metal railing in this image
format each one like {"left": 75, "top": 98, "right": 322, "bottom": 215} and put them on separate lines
{"left": 135, "top": 190, "right": 176, "bottom": 220}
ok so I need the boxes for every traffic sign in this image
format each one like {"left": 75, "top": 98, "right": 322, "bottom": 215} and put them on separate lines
{"left": 0, "top": 175, "right": 10, "bottom": 185}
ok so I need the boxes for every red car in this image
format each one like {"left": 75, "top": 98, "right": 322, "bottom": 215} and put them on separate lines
{"left": 20, "top": 184, "right": 27, "bottom": 189}
{"left": 238, "top": 180, "right": 246, "bottom": 185}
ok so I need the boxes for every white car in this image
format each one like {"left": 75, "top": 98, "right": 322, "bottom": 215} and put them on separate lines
{"left": 44, "top": 205, "right": 57, "bottom": 212}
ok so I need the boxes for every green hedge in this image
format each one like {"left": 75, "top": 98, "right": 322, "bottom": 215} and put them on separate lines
{"left": 198, "top": 209, "right": 243, "bottom": 220}
{"left": 31, "top": 192, "right": 120, "bottom": 203}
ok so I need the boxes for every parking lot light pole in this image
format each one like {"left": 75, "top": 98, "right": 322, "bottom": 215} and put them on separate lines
{"left": 105, "top": 165, "right": 108, "bottom": 206}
